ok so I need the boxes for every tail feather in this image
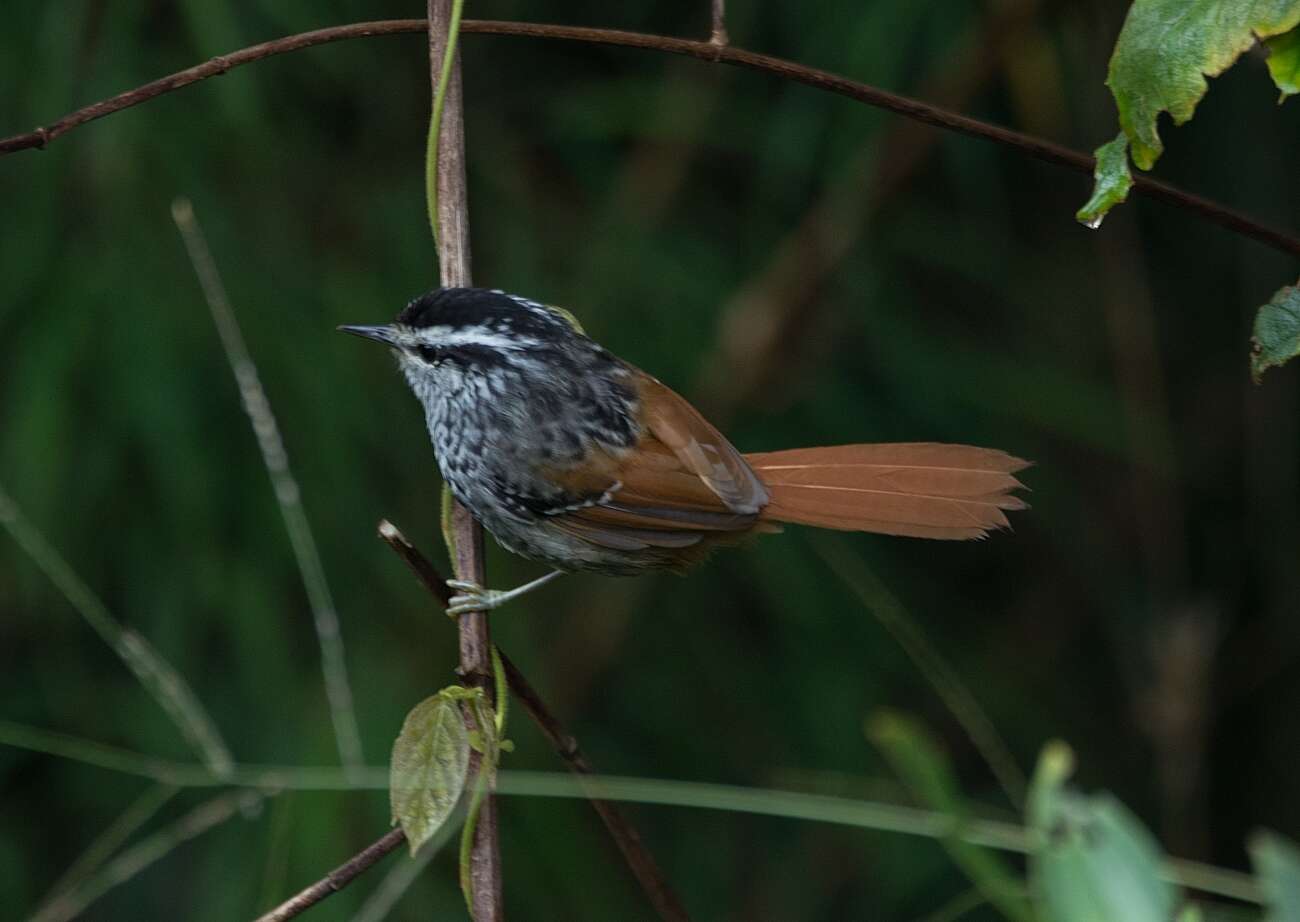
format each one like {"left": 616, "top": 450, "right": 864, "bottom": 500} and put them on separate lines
{"left": 745, "top": 443, "right": 1029, "bottom": 540}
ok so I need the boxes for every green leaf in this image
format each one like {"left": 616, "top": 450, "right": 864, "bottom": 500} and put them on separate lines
{"left": 1250, "top": 283, "right": 1300, "bottom": 383}
{"left": 868, "top": 711, "right": 1034, "bottom": 922}
{"left": 1267, "top": 28, "right": 1300, "bottom": 99}
{"left": 390, "top": 689, "right": 472, "bottom": 856}
{"left": 1106, "top": 0, "right": 1300, "bottom": 169}
{"left": 1249, "top": 830, "right": 1300, "bottom": 921}
{"left": 1077, "top": 133, "right": 1134, "bottom": 229}
{"left": 1027, "top": 742, "right": 1178, "bottom": 922}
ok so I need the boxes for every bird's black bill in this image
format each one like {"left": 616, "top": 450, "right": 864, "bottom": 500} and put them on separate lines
{"left": 337, "top": 324, "right": 397, "bottom": 345}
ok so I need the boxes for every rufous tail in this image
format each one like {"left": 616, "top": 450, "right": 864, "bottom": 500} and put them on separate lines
{"left": 744, "top": 443, "right": 1029, "bottom": 540}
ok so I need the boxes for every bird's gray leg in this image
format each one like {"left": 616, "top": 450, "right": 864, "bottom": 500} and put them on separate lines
{"left": 445, "top": 570, "right": 565, "bottom": 616}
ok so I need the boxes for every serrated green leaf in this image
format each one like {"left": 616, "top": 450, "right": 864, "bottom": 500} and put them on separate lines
{"left": 390, "top": 689, "right": 471, "bottom": 856}
{"left": 1107, "top": 0, "right": 1300, "bottom": 169}
{"left": 1027, "top": 743, "right": 1178, "bottom": 922}
{"left": 1077, "top": 133, "right": 1134, "bottom": 229}
{"left": 1250, "top": 284, "right": 1300, "bottom": 383}
{"left": 1267, "top": 28, "right": 1300, "bottom": 99}
{"left": 868, "top": 711, "right": 1034, "bottom": 922}
{"left": 1249, "top": 830, "right": 1300, "bottom": 922}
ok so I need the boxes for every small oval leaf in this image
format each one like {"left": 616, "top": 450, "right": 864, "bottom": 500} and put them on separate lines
{"left": 391, "top": 689, "right": 471, "bottom": 855}
{"left": 1077, "top": 133, "right": 1134, "bottom": 229}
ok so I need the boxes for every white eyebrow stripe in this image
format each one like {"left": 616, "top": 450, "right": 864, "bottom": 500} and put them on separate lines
{"left": 416, "top": 328, "right": 540, "bottom": 351}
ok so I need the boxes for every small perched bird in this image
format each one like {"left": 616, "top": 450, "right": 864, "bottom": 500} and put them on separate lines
{"left": 342, "top": 288, "right": 1028, "bottom": 614}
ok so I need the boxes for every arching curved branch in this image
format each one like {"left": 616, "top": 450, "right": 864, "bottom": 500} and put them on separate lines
{"left": 2, "top": 18, "right": 1297, "bottom": 257}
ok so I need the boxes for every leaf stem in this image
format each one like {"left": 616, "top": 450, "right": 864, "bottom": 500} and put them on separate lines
{"left": 425, "top": 0, "right": 466, "bottom": 246}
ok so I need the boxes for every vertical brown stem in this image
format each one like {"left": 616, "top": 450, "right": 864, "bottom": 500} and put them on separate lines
{"left": 710, "top": 0, "right": 728, "bottom": 45}
{"left": 426, "top": 2, "right": 503, "bottom": 918}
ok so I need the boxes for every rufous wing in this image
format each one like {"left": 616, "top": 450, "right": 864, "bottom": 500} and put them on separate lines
{"left": 548, "top": 367, "right": 768, "bottom": 552}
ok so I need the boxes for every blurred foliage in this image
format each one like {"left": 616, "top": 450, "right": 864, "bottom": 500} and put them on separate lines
{"left": 1027, "top": 743, "right": 1178, "bottom": 922}
{"left": 1250, "top": 831, "right": 1300, "bottom": 921}
{"left": 2, "top": 0, "right": 1300, "bottom": 920}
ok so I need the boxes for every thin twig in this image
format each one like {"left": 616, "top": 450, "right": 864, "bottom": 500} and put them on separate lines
{"left": 0, "top": 484, "right": 234, "bottom": 775}
{"left": 378, "top": 521, "right": 453, "bottom": 606}
{"left": 378, "top": 520, "right": 692, "bottom": 922}
{"left": 252, "top": 829, "right": 407, "bottom": 922}
{"left": 1, "top": 19, "right": 1297, "bottom": 258}
{"left": 170, "top": 198, "right": 365, "bottom": 778}
{"left": 425, "top": 4, "right": 503, "bottom": 919}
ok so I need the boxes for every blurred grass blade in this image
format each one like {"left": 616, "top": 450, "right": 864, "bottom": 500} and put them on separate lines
{"left": 352, "top": 820, "right": 457, "bottom": 922}
{"left": 868, "top": 710, "right": 1034, "bottom": 922}
{"left": 1027, "top": 742, "right": 1178, "bottom": 922}
{"left": 0, "top": 720, "right": 1263, "bottom": 907}
{"left": 29, "top": 789, "right": 265, "bottom": 922}
{"left": 1249, "top": 830, "right": 1300, "bottom": 921}
{"left": 917, "top": 888, "right": 989, "bottom": 922}
{"left": 256, "top": 792, "right": 296, "bottom": 914}
{"left": 34, "top": 783, "right": 179, "bottom": 914}
{"left": 817, "top": 538, "right": 1026, "bottom": 807}
{"left": 171, "top": 198, "right": 365, "bottom": 776}
{"left": 0, "top": 485, "right": 233, "bottom": 776}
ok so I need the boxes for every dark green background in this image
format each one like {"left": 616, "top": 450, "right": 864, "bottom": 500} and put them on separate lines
{"left": 2, "top": 1, "right": 1298, "bottom": 919}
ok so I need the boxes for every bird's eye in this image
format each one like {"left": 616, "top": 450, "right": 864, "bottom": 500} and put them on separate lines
{"left": 417, "top": 345, "right": 442, "bottom": 364}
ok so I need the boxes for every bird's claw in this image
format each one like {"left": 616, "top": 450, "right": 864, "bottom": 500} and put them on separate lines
{"left": 446, "top": 579, "right": 507, "bottom": 617}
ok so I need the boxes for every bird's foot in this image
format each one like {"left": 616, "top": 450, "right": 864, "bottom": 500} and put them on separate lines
{"left": 444, "top": 570, "right": 565, "bottom": 617}
{"left": 446, "top": 580, "right": 511, "bottom": 617}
